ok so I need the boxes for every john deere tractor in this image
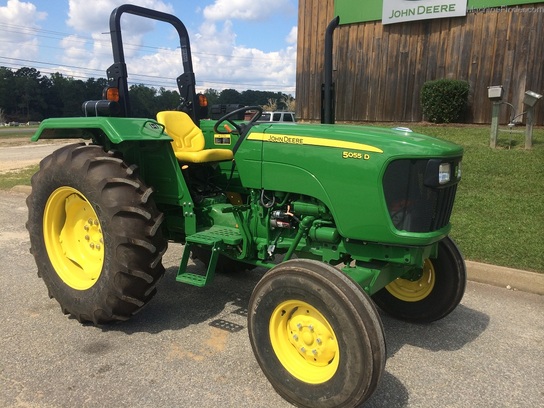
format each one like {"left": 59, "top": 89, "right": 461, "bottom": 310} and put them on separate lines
{"left": 26, "top": 5, "right": 466, "bottom": 407}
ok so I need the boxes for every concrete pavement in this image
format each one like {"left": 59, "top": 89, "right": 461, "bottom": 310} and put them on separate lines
{"left": 1, "top": 189, "right": 543, "bottom": 408}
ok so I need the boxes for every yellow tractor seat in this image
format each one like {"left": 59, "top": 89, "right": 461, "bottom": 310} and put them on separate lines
{"left": 156, "top": 111, "right": 233, "bottom": 163}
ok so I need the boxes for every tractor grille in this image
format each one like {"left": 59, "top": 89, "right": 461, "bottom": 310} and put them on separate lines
{"left": 383, "top": 159, "right": 460, "bottom": 233}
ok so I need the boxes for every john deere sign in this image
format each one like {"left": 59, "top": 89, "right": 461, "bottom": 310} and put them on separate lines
{"left": 383, "top": 0, "right": 467, "bottom": 25}
{"left": 335, "top": 0, "right": 543, "bottom": 24}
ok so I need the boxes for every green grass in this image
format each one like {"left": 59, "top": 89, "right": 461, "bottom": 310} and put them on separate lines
{"left": 0, "top": 165, "right": 38, "bottom": 189}
{"left": 409, "top": 125, "right": 544, "bottom": 273}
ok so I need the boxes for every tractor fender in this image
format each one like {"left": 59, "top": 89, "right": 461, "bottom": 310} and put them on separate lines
{"left": 31, "top": 117, "right": 173, "bottom": 143}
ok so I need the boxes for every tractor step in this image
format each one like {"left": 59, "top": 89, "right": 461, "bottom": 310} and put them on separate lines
{"left": 176, "top": 226, "right": 242, "bottom": 287}
{"left": 185, "top": 225, "right": 243, "bottom": 246}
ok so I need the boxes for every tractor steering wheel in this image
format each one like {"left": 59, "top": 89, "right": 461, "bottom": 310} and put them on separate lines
{"left": 214, "top": 106, "right": 263, "bottom": 155}
{"left": 214, "top": 105, "right": 263, "bottom": 135}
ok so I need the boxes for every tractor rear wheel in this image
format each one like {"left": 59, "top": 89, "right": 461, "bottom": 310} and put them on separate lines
{"left": 248, "top": 259, "right": 386, "bottom": 408}
{"left": 26, "top": 143, "right": 167, "bottom": 324}
{"left": 372, "top": 236, "right": 466, "bottom": 323}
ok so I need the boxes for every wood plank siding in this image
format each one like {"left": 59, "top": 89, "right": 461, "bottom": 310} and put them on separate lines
{"left": 296, "top": 1, "right": 544, "bottom": 124}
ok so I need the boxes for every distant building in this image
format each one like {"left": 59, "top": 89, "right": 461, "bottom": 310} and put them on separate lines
{"left": 296, "top": 0, "right": 544, "bottom": 124}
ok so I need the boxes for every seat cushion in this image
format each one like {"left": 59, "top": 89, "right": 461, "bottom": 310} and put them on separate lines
{"left": 174, "top": 148, "right": 233, "bottom": 163}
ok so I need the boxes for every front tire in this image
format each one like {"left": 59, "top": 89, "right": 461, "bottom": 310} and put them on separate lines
{"left": 372, "top": 236, "right": 466, "bottom": 323}
{"left": 26, "top": 143, "right": 167, "bottom": 324}
{"left": 248, "top": 259, "right": 386, "bottom": 408}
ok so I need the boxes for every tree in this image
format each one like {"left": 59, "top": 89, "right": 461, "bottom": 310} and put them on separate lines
{"left": 129, "top": 84, "right": 158, "bottom": 118}
{"left": 261, "top": 98, "right": 277, "bottom": 111}
{"left": 156, "top": 87, "right": 180, "bottom": 111}
{"left": 281, "top": 95, "right": 296, "bottom": 111}
{"left": 218, "top": 88, "right": 241, "bottom": 104}
{"left": 13, "top": 67, "right": 47, "bottom": 120}
{"left": 203, "top": 88, "right": 219, "bottom": 106}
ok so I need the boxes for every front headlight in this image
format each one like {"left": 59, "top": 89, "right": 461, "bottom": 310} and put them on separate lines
{"left": 438, "top": 163, "right": 451, "bottom": 185}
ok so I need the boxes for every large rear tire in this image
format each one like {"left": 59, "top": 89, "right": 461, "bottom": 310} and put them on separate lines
{"left": 26, "top": 143, "right": 167, "bottom": 324}
{"left": 372, "top": 236, "right": 466, "bottom": 323}
{"left": 248, "top": 259, "right": 386, "bottom": 408}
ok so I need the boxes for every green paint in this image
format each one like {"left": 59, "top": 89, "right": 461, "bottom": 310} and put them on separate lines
{"left": 334, "top": 0, "right": 543, "bottom": 24}
{"left": 32, "top": 115, "right": 463, "bottom": 295}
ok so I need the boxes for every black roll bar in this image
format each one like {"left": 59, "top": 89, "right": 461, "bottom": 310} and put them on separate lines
{"left": 107, "top": 4, "right": 198, "bottom": 120}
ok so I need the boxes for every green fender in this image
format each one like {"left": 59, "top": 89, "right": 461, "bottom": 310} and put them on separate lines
{"left": 31, "top": 116, "right": 173, "bottom": 143}
{"left": 32, "top": 116, "right": 196, "bottom": 236}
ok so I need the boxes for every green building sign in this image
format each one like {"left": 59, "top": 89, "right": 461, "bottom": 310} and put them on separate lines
{"left": 335, "top": 0, "right": 544, "bottom": 24}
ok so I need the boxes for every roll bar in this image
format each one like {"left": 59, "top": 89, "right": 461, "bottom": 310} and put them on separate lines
{"left": 107, "top": 4, "right": 198, "bottom": 120}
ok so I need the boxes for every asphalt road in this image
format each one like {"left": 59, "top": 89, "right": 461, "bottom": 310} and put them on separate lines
{"left": 1, "top": 189, "right": 543, "bottom": 408}
{"left": 0, "top": 141, "right": 70, "bottom": 172}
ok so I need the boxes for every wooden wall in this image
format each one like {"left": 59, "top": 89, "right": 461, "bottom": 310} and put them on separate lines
{"left": 296, "top": 1, "right": 544, "bottom": 124}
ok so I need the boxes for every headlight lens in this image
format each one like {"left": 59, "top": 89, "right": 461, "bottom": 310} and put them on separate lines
{"left": 438, "top": 163, "right": 451, "bottom": 185}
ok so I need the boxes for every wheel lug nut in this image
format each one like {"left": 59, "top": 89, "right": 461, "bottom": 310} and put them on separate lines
{"left": 297, "top": 323, "right": 302, "bottom": 330}
{"left": 88, "top": 218, "right": 93, "bottom": 224}
{"left": 300, "top": 347, "right": 306, "bottom": 353}
{"left": 96, "top": 244, "right": 101, "bottom": 250}
{"left": 316, "top": 338, "right": 322, "bottom": 345}
{"left": 85, "top": 235, "right": 90, "bottom": 241}
{"left": 293, "top": 334, "right": 299, "bottom": 341}
{"left": 94, "top": 220, "right": 99, "bottom": 226}
{"left": 308, "top": 324, "right": 314, "bottom": 332}
{"left": 84, "top": 225, "right": 89, "bottom": 231}
{"left": 312, "top": 349, "right": 317, "bottom": 355}
{"left": 89, "top": 243, "right": 94, "bottom": 249}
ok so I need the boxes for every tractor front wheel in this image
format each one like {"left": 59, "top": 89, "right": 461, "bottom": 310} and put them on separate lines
{"left": 372, "top": 236, "right": 466, "bottom": 323}
{"left": 26, "top": 143, "right": 167, "bottom": 324}
{"left": 248, "top": 259, "right": 386, "bottom": 408}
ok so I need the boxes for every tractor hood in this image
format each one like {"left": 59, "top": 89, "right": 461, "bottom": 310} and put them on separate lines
{"left": 250, "top": 122, "right": 463, "bottom": 158}
{"left": 236, "top": 122, "right": 463, "bottom": 246}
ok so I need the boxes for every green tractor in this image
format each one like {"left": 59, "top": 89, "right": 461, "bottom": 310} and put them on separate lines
{"left": 26, "top": 5, "right": 466, "bottom": 407}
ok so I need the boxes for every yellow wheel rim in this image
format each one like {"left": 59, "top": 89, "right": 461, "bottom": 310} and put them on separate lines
{"left": 43, "top": 187, "right": 104, "bottom": 290}
{"left": 269, "top": 300, "right": 339, "bottom": 384}
{"left": 385, "top": 258, "right": 436, "bottom": 302}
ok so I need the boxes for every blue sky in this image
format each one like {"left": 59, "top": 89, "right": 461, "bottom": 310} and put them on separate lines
{"left": 0, "top": 0, "right": 298, "bottom": 94}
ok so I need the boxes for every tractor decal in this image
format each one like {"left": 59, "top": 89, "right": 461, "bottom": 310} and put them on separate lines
{"left": 247, "top": 132, "right": 384, "bottom": 153}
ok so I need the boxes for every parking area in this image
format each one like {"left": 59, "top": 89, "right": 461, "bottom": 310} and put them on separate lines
{"left": 1, "top": 189, "right": 543, "bottom": 407}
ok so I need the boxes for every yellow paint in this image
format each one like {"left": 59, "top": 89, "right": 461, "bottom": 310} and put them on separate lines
{"left": 385, "top": 258, "right": 436, "bottom": 302}
{"left": 269, "top": 299, "right": 339, "bottom": 384}
{"left": 248, "top": 132, "right": 383, "bottom": 153}
{"left": 43, "top": 187, "right": 103, "bottom": 290}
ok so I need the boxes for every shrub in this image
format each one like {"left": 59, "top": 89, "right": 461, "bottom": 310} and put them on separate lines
{"left": 421, "top": 79, "right": 469, "bottom": 123}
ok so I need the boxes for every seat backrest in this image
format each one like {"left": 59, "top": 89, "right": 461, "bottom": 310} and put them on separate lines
{"left": 156, "top": 111, "right": 205, "bottom": 153}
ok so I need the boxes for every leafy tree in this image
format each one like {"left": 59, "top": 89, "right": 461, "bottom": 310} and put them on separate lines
{"left": 261, "top": 98, "right": 278, "bottom": 111}
{"left": 129, "top": 84, "right": 158, "bottom": 118}
{"left": 218, "top": 88, "right": 242, "bottom": 105}
{"left": 13, "top": 67, "right": 47, "bottom": 120}
{"left": 204, "top": 88, "right": 219, "bottom": 106}
{"left": 156, "top": 87, "right": 181, "bottom": 111}
{"left": 0, "top": 65, "right": 295, "bottom": 121}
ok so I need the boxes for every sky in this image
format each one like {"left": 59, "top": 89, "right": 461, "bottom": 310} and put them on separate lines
{"left": 0, "top": 0, "right": 298, "bottom": 95}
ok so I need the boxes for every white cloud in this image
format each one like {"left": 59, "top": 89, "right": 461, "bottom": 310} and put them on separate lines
{"left": 189, "top": 20, "right": 296, "bottom": 94}
{"left": 203, "top": 0, "right": 293, "bottom": 21}
{"left": 0, "top": 0, "right": 46, "bottom": 60}
{"left": 60, "top": 0, "right": 177, "bottom": 79}
{"left": 55, "top": 0, "right": 297, "bottom": 94}
{"left": 286, "top": 26, "right": 297, "bottom": 45}
{"left": 66, "top": 0, "right": 174, "bottom": 33}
